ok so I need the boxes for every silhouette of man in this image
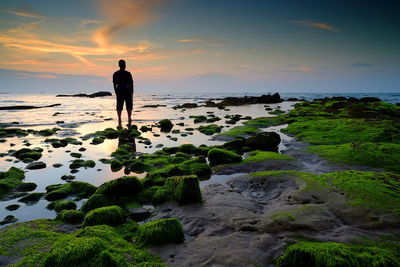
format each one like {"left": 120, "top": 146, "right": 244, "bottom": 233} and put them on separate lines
{"left": 113, "top": 59, "right": 134, "bottom": 127}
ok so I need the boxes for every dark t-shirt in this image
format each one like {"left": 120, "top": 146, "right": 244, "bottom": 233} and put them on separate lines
{"left": 113, "top": 70, "right": 133, "bottom": 93}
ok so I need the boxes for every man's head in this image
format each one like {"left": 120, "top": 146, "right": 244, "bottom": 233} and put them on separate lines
{"left": 119, "top": 59, "right": 126, "bottom": 70}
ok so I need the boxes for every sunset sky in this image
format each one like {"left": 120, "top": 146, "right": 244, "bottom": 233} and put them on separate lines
{"left": 0, "top": 0, "right": 399, "bottom": 94}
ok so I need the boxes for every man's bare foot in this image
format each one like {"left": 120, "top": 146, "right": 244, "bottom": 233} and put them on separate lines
{"left": 118, "top": 120, "right": 122, "bottom": 129}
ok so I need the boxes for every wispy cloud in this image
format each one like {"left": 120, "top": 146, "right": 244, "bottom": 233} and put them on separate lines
{"left": 4, "top": 7, "right": 44, "bottom": 19}
{"left": 36, "top": 74, "right": 57, "bottom": 79}
{"left": 351, "top": 62, "right": 374, "bottom": 68}
{"left": 94, "top": 0, "right": 164, "bottom": 48}
{"left": 293, "top": 20, "right": 339, "bottom": 32}
{"left": 179, "top": 39, "right": 205, "bottom": 43}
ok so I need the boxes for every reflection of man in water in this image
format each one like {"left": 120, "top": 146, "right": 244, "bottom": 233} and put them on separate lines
{"left": 113, "top": 59, "right": 134, "bottom": 128}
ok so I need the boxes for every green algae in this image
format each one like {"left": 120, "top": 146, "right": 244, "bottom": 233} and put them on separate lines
{"left": 81, "top": 194, "right": 110, "bottom": 212}
{"left": 110, "top": 159, "right": 123, "bottom": 172}
{"left": 95, "top": 176, "right": 143, "bottom": 198}
{"left": 0, "top": 166, "right": 25, "bottom": 199}
{"left": 269, "top": 109, "right": 286, "bottom": 115}
{"left": 218, "top": 125, "right": 260, "bottom": 138}
{"left": 69, "top": 159, "right": 96, "bottom": 169}
{"left": 197, "top": 124, "right": 222, "bottom": 135}
{"left": 242, "top": 150, "right": 295, "bottom": 163}
{"left": 83, "top": 205, "right": 126, "bottom": 227}
{"left": 208, "top": 148, "right": 242, "bottom": 166}
{"left": 319, "top": 171, "right": 400, "bottom": 215}
{"left": 55, "top": 210, "right": 85, "bottom": 224}
{"left": 164, "top": 175, "right": 202, "bottom": 205}
{"left": 38, "top": 128, "right": 59, "bottom": 136}
{"left": 308, "top": 142, "right": 400, "bottom": 173}
{"left": 276, "top": 241, "right": 400, "bottom": 267}
{"left": 178, "top": 143, "right": 197, "bottom": 154}
{"left": 136, "top": 218, "right": 184, "bottom": 247}
{"left": 54, "top": 201, "right": 77, "bottom": 212}
{"left": 45, "top": 181, "right": 97, "bottom": 201}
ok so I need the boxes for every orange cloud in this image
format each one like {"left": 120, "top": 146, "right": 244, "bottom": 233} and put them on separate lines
{"left": 293, "top": 20, "right": 338, "bottom": 31}
{"left": 179, "top": 39, "right": 205, "bottom": 43}
{"left": 298, "top": 66, "right": 310, "bottom": 71}
{"left": 94, "top": 0, "right": 164, "bottom": 47}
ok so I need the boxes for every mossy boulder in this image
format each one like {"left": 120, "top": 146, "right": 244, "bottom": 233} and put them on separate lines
{"left": 245, "top": 131, "right": 281, "bottom": 152}
{"left": 0, "top": 166, "right": 25, "bottom": 199}
{"left": 80, "top": 194, "right": 110, "bottom": 212}
{"left": 197, "top": 124, "right": 222, "bottom": 135}
{"left": 158, "top": 119, "right": 173, "bottom": 132}
{"left": 83, "top": 205, "right": 126, "bottom": 227}
{"left": 207, "top": 148, "right": 242, "bottom": 166}
{"left": 162, "top": 146, "right": 179, "bottom": 154}
{"left": 45, "top": 181, "right": 97, "bottom": 201}
{"left": 165, "top": 175, "right": 202, "bottom": 205}
{"left": 18, "top": 192, "right": 45, "bottom": 204}
{"left": 15, "top": 182, "right": 37, "bottom": 192}
{"left": 56, "top": 210, "right": 85, "bottom": 224}
{"left": 110, "top": 160, "right": 123, "bottom": 172}
{"left": 178, "top": 144, "right": 197, "bottom": 154}
{"left": 54, "top": 201, "right": 77, "bottom": 212}
{"left": 96, "top": 176, "right": 143, "bottom": 197}
{"left": 69, "top": 159, "right": 96, "bottom": 169}
{"left": 136, "top": 218, "right": 184, "bottom": 246}
{"left": 38, "top": 128, "right": 58, "bottom": 136}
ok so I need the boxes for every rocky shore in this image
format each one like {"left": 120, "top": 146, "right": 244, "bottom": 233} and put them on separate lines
{"left": 0, "top": 95, "right": 399, "bottom": 266}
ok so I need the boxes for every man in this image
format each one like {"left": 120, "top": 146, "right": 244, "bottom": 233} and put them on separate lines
{"left": 113, "top": 59, "right": 134, "bottom": 127}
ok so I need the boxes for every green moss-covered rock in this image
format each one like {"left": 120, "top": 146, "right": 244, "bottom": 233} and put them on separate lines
{"left": 218, "top": 125, "right": 260, "bottom": 139}
{"left": 18, "top": 192, "right": 45, "bottom": 204}
{"left": 197, "top": 124, "right": 222, "bottom": 135}
{"left": 110, "top": 160, "right": 123, "bottom": 172}
{"left": 207, "top": 148, "right": 242, "bottom": 166}
{"left": 91, "top": 137, "right": 105, "bottom": 145}
{"left": 189, "top": 115, "right": 207, "bottom": 123}
{"left": 158, "top": 119, "right": 173, "bottom": 132}
{"left": 83, "top": 205, "right": 126, "bottom": 227}
{"left": 276, "top": 241, "right": 400, "bottom": 267}
{"left": 56, "top": 210, "right": 85, "bottom": 224}
{"left": 242, "top": 150, "right": 294, "bottom": 163}
{"left": 54, "top": 201, "right": 77, "bottom": 212}
{"left": 244, "top": 116, "right": 287, "bottom": 127}
{"left": 15, "top": 182, "right": 37, "bottom": 192}
{"left": 245, "top": 131, "right": 281, "bottom": 152}
{"left": 69, "top": 159, "right": 96, "bottom": 169}
{"left": 136, "top": 218, "right": 184, "bottom": 246}
{"left": 45, "top": 181, "right": 97, "bottom": 201}
{"left": 162, "top": 146, "right": 179, "bottom": 154}
{"left": 0, "top": 219, "right": 162, "bottom": 266}
{"left": 38, "top": 128, "right": 58, "bottom": 136}
{"left": 178, "top": 144, "right": 197, "bottom": 154}
{"left": 0, "top": 166, "right": 25, "bottom": 199}
{"left": 96, "top": 176, "right": 143, "bottom": 197}
{"left": 80, "top": 194, "right": 110, "bottom": 212}
{"left": 111, "top": 147, "right": 133, "bottom": 160}
{"left": 70, "top": 152, "right": 82, "bottom": 158}
{"left": 165, "top": 175, "right": 202, "bottom": 205}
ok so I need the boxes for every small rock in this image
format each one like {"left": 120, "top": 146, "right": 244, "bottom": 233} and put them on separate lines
{"left": 26, "top": 161, "right": 46, "bottom": 170}
{"left": 53, "top": 163, "right": 63, "bottom": 168}
{"left": 127, "top": 207, "right": 151, "bottom": 221}
{"left": 79, "top": 147, "right": 86, "bottom": 152}
{"left": 5, "top": 204, "right": 20, "bottom": 211}
{"left": 0, "top": 215, "right": 18, "bottom": 225}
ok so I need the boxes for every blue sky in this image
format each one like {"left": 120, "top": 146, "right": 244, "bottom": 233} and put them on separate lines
{"left": 0, "top": 0, "right": 399, "bottom": 94}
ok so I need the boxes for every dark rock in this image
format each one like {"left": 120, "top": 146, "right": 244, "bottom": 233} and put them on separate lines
{"left": 0, "top": 215, "right": 18, "bottom": 225}
{"left": 215, "top": 93, "right": 282, "bottom": 107}
{"left": 245, "top": 132, "right": 281, "bottom": 152}
{"left": 128, "top": 207, "right": 151, "bottom": 221}
{"left": 360, "top": 97, "right": 381, "bottom": 103}
{"left": 56, "top": 91, "right": 112, "bottom": 98}
{"left": 173, "top": 103, "right": 199, "bottom": 109}
{"left": 16, "top": 183, "right": 37, "bottom": 192}
{"left": 26, "top": 161, "right": 46, "bottom": 170}
{"left": 0, "top": 104, "right": 61, "bottom": 110}
{"left": 5, "top": 204, "right": 20, "bottom": 211}
{"left": 142, "top": 104, "right": 167, "bottom": 108}
{"left": 78, "top": 147, "right": 86, "bottom": 152}
{"left": 287, "top": 98, "right": 298, "bottom": 101}
{"left": 53, "top": 163, "right": 63, "bottom": 168}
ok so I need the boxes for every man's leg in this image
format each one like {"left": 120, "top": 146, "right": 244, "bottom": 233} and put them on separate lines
{"left": 127, "top": 110, "right": 132, "bottom": 125}
{"left": 117, "top": 110, "right": 122, "bottom": 127}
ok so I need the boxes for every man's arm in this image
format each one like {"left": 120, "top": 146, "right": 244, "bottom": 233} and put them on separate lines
{"left": 129, "top": 73, "right": 134, "bottom": 94}
{"left": 130, "top": 81, "right": 134, "bottom": 94}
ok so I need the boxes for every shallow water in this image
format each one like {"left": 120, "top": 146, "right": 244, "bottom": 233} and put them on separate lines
{"left": 0, "top": 93, "right": 298, "bottom": 225}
